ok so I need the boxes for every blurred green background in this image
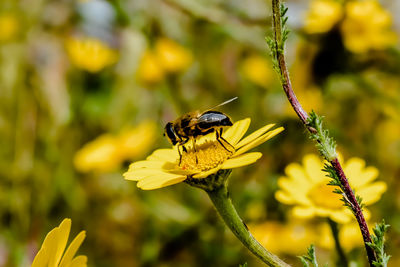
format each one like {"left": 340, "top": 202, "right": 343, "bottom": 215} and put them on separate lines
{"left": 1, "top": 0, "right": 400, "bottom": 266}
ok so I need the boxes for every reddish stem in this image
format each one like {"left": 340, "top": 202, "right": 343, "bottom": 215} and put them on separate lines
{"left": 330, "top": 158, "right": 375, "bottom": 264}
{"left": 271, "top": 0, "right": 376, "bottom": 265}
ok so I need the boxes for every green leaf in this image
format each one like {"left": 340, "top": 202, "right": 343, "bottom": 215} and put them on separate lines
{"left": 298, "top": 245, "right": 319, "bottom": 267}
{"left": 366, "top": 220, "right": 391, "bottom": 267}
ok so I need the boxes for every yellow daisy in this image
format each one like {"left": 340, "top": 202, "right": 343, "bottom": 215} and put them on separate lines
{"left": 65, "top": 36, "right": 119, "bottom": 73}
{"left": 240, "top": 55, "right": 274, "bottom": 88}
{"left": 32, "top": 218, "right": 87, "bottom": 267}
{"left": 74, "top": 121, "right": 156, "bottom": 173}
{"left": 124, "top": 118, "right": 284, "bottom": 190}
{"left": 154, "top": 38, "right": 193, "bottom": 73}
{"left": 137, "top": 50, "right": 166, "bottom": 84}
{"left": 303, "top": 0, "right": 343, "bottom": 34}
{"left": 341, "top": 0, "right": 397, "bottom": 53}
{"left": 275, "top": 154, "right": 387, "bottom": 224}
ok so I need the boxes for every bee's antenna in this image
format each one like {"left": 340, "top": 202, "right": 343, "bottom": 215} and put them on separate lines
{"left": 212, "top": 97, "right": 238, "bottom": 109}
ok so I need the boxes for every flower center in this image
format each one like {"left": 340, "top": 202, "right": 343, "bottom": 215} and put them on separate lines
{"left": 308, "top": 183, "right": 343, "bottom": 210}
{"left": 179, "top": 141, "right": 234, "bottom": 172}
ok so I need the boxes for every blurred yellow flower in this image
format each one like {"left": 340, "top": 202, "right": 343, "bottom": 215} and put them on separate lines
{"left": 0, "top": 13, "right": 19, "bottom": 41}
{"left": 32, "top": 218, "right": 87, "bottom": 267}
{"left": 241, "top": 55, "right": 273, "bottom": 88}
{"left": 304, "top": 0, "right": 343, "bottom": 34}
{"left": 124, "top": 118, "right": 284, "bottom": 190}
{"left": 319, "top": 221, "right": 365, "bottom": 252}
{"left": 249, "top": 220, "right": 319, "bottom": 255}
{"left": 74, "top": 134, "right": 120, "bottom": 173}
{"left": 341, "top": 0, "right": 397, "bottom": 53}
{"left": 74, "top": 121, "right": 156, "bottom": 173}
{"left": 154, "top": 38, "right": 192, "bottom": 73}
{"left": 251, "top": 218, "right": 365, "bottom": 256}
{"left": 137, "top": 51, "right": 166, "bottom": 84}
{"left": 275, "top": 154, "right": 386, "bottom": 223}
{"left": 118, "top": 121, "right": 157, "bottom": 160}
{"left": 137, "top": 38, "right": 192, "bottom": 84}
{"left": 66, "top": 36, "right": 119, "bottom": 72}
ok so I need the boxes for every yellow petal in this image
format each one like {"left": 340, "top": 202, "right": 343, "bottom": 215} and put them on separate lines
{"left": 59, "top": 231, "right": 86, "bottom": 267}
{"left": 32, "top": 225, "right": 60, "bottom": 267}
{"left": 343, "top": 157, "right": 365, "bottom": 186}
{"left": 276, "top": 177, "right": 311, "bottom": 205}
{"left": 275, "top": 191, "right": 295, "bottom": 204}
{"left": 303, "top": 154, "right": 326, "bottom": 183}
{"left": 146, "top": 149, "right": 178, "bottom": 161}
{"left": 235, "top": 123, "right": 276, "bottom": 149}
{"left": 329, "top": 211, "right": 352, "bottom": 224}
{"left": 68, "top": 255, "right": 88, "bottom": 267}
{"left": 123, "top": 169, "right": 171, "bottom": 181}
{"left": 357, "top": 182, "right": 387, "bottom": 205}
{"left": 192, "top": 167, "right": 221, "bottom": 178}
{"left": 127, "top": 160, "right": 166, "bottom": 171}
{"left": 32, "top": 246, "right": 50, "bottom": 267}
{"left": 221, "top": 152, "right": 262, "bottom": 169}
{"left": 349, "top": 166, "right": 379, "bottom": 188}
{"left": 292, "top": 206, "right": 316, "bottom": 218}
{"left": 137, "top": 173, "right": 186, "bottom": 190}
{"left": 222, "top": 118, "right": 251, "bottom": 146}
{"left": 235, "top": 127, "right": 284, "bottom": 156}
{"left": 284, "top": 163, "right": 308, "bottom": 184}
{"left": 50, "top": 219, "right": 71, "bottom": 267}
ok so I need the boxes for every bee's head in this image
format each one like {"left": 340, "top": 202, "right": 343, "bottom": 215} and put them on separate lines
{"left": 164, "top": 122, "right": 178, "bottom": 145}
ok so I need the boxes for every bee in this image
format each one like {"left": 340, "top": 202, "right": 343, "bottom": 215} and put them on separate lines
{"left": 164, "top": 97, "right": 237, "bottom": 163}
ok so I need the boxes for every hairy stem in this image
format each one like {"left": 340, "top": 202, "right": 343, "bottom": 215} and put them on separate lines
{"left": 207, "top": 184, "right": 290, "bottom": 267}
{"left": 270, "top": 0, "right": 376, "bottom": 265}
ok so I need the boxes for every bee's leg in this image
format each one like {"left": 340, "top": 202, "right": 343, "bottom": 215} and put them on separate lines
{"left": 216, "top": 129, "right": 229, "bottom": 152}
{"left": 178, "top": 145, "right": 183, "bottom": 165}
{"left": 193, "top": 138, "right": 198, "bottom": 164}
{"left": 219, "top": 128, "right": 235, "bottom": 151}
{"left": 216, "top": 129, "right": 234, "bottom": 152}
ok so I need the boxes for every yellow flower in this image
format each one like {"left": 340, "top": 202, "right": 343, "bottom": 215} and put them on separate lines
{"left": 251, "top": 218, "right": 367, "bottom": 256}
{"left": 32, "top": 218, "right": 87, "bottom": 267}
{"left": 124, "top": 118, "right": 284, "bottom": 190}
{"left": 154, "top": 38, "right": 192, "bottom": 73}
{"left": 275, "top": 154, "right": 387, "bottom": 223}
{"left": 137, "top": 51, "right": 166, "bottom": 84}
{"left": 341, "top": 0, "right": 397, "bottom": 53}
{"left": 319, "top": 221, "right": 366, "bottom": 252}
{"left": 304, "top": 0, "right": 343, "bottom": 34}
{"left": 118, "top": 121, "right": 157, "bottom": 159}
{"left": 74, "top": 121, "right": 156, "bottom": 173}
{"left": 240, "top": 55, "right": 273, "bottom": 88}
{"left": 249, "top": 220, "right": 319, "bottom": 255}
{"left": 65, "top": 36, "right": 118, "bottom": 72}
{"left": 74, "top": 134, "right": 120, "bottom": 173}
{"left": 0, "top": 13, "right": 19, "bottom": 42}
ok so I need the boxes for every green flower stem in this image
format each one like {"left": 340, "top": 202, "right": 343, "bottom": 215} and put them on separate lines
{"left": 186, "top": 170, "right": 289, "bottom": 266}
{"left": 327, "top": 218, "right": 348, "bottom": 267}
{"left": 206, "top": 184, "right": 290, "bottom": 267}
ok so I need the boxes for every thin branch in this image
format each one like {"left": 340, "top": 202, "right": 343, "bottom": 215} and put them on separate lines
{"left": 269, "top": 0, "right": 377, "bottom": 265}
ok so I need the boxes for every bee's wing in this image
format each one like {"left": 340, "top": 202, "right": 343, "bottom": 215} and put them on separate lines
{"left": 195, "top": 111, "right": 232, "bottom": 127}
